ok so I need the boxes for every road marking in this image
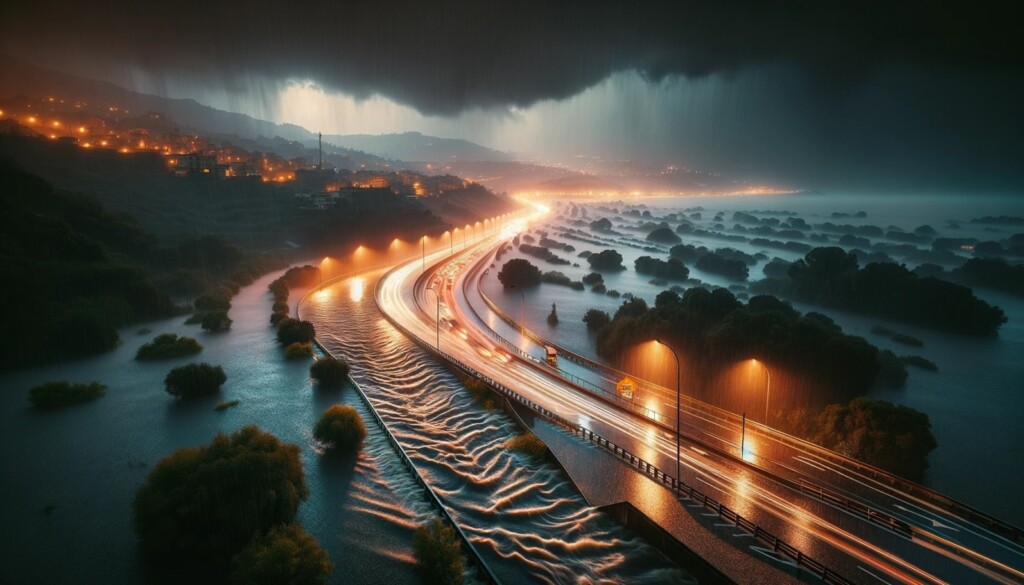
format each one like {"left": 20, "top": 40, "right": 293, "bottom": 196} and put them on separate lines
{"left": 858, "top": 565, "right": 894, "bottom": 584}
{"left": 793, "top": 454, "right": 828, "bottom": 471}
{"left": 894, "top": 504, "right": 959, "bottom": 532}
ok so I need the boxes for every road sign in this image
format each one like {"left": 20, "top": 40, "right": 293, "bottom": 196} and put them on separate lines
{"left": 616, "top": 377, "right": 635, "bottom": 399}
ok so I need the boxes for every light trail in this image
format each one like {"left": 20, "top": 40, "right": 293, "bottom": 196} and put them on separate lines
{"left": 372, "top": 211, "right": 1024, "bottom": 585}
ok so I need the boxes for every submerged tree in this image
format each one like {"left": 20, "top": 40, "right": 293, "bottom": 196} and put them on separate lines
{"left": 133, "top": 425, "right": 307, "bottom": 564}
{"left": 229, "top": 524, "right": 331, "bottom": 585}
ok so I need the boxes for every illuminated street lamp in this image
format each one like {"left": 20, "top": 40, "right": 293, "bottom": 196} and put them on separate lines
{"left": 354, "top": 245, "right": 364, "bottom": 272}
{"left": 446, "top": 230, "right": 453, "bottom": 255}
{"left": 319, "top": 256, "right": 330, "bottom": 289}
{"left": 656, "top": 339, "right": 682, "bottom": 489}
{"left": 426, "top": 286, "right": 440, "bottom": 351}
{"left": 750, "top": 358, "right": 772, "bottom": 425}
{"left": 388, "top": 238, "right": 399, "bottom": 266}
{"left": 463, "top": 224, "right": 470, "bottom": 248}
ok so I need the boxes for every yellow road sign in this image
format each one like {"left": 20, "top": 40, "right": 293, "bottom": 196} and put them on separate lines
{"left": 616, "top": 377, "right": 635, "bottom": 399}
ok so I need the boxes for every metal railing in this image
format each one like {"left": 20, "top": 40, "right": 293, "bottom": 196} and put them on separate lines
{"left": 469, "top": 245, "right": 1024, "bottom": 544}
{"left": 374, "top": 264, "right": 857, "bottom": 585}
{"left": 296, "top": 266, "right": 501, "bottom": 585}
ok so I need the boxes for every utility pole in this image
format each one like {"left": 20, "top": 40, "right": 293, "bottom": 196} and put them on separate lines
{"left": 318, "top": 132, "right": 323, "bottom": 170}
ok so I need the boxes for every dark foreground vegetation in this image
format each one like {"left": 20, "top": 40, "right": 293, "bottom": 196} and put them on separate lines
{"left": 0, "top": 161, "right": 282, "bottom": 371}
{"left": 754, "top": 247, "right": 1005, "bottom": 336}
{"left": 135, "top": 333, "right": 203, "bottom": 360}
{"left": 28, "top": 380, "right": 106, "bottom": 410}
{"left": 133, "top": 426, "right": 329, "bottom": 582}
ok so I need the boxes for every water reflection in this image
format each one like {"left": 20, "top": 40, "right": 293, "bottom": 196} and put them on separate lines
{"left": 349, "top": 278, "right": 365, "bottom": 302}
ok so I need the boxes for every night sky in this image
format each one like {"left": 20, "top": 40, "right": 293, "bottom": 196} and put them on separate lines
{"left": 3, "top": 1, "right": 1022, "bottom": 191}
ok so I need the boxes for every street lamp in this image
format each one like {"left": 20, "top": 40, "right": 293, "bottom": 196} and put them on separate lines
{"left": 426, "top": 286, "right": 440, "bottom": 351}
{"left": 354, "top": 245, "right": 364, "bottom": 273}
{"left": 656, "top": 339, "right": 682, "bottom": 489}
{"left": 388, "top": 238, "right": 399, "bottom": 266}
{"left": 319, "top": 256, "right": 329, "bottom": 289}
{"left": 750, "top": 359, "right": 772, "bottom": 426}
{"left": 463, "top": 224, "right": 470, "bottom": 249}
{"left": 446, "top": 230, "right": 453, "bottom": 255}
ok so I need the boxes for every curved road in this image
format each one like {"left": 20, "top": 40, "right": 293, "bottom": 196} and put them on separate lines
{"left": 376, "top": 213, "right": 1024, "bottom": 585}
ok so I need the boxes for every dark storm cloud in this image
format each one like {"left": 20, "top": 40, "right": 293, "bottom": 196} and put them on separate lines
{"left": 1, "top": 0, "right": 1020, "bottom": 115}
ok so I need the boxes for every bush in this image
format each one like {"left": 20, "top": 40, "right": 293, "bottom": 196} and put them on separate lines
{"left": 164, "top": 363, "right": 227, "bottom": 398}
{"left": 133, "top": 425, "right": 307, "bottom": 563}
{"left": 413, "top": 519, "right": 464, "bottom": 585}
{"left": 136, "top": 333, "right": 203, "bottom": 360}
{"left": 505, "top": 433, "right": 548, "bottom": 459}
{"left": 309, "top": 356, "right": 350, "bottom": 388}
{"left": 497, "top": 258, "right": 542, "bottom": 287}
{"left": 28, "top": 380, "right": 105, "bottom": 410}
{"left": 277, "top": 318, "right": 316, "bottom": 345}
{"left": 587, "top": 249, "right": 625, "bottom": 271}
{"left": 229, "top": 524, "right": 332, "bottom": 585}
{"left": 285, "top": 342, "right": 314, "bottom": 359}
{"left": 272, "top": 301, "right": 289, "bottom": 314}
{"left": 581, "top": 272, "right": 603, "bottom": 285}
{"left": 812, "top": 398, "right": 937, "bottom": 480}
{"left": 202, "top": 311, "right": 233, "bottom": 332}
{"left": 270, "top": 312, "right": 288, "bottom": 326}
{"left": 313, "top": 405, "right": 367, "bottom": 451}
{"left": 583, "top": 309, "right": 611, "bottom": 331}
{"left": 646, "top": 227, "right": 681, "bottom": 244}
{"left": 634, "top": 256, "right": 689, "bottom": 281}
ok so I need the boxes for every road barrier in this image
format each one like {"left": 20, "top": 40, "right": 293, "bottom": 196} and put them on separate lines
{"left": 470, "top": 246, "right": 1024, "bottom": 545}
{"left": 297, "top": 266, "right": 501, "bottom": 585}
{"left": 374, "top": 265, "right": 857, "bottom": 585}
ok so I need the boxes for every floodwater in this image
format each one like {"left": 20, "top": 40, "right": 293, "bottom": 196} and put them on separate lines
{"left": 302, "top": 273, "right": 693, "bottom": 585}
{"left": 481, "top": 193, "right": 1024, "bottom": 527}
{"left": 0, "top": 268, "right": 427, "bottom": 584}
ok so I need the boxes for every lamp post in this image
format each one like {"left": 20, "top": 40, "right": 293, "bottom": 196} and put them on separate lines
{"left": 751, "top": 359, "right": 772, "bottom": 426}
{"left": 656, "top": 339, "right": 682, "bottom": 489}
{"left": 447, "top": 231, "right": 453, "bottom": 255}
{"left": 426, "top": 286, "right": 440, "bottom": 351}
{"left": 464, "top": 225, "right": 469, "bottom": 249}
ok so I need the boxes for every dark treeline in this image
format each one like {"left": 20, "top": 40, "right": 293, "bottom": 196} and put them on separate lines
{"left": 634, "top": 256, "right": 689, "bottom": 281}
{"left": 0, "top": 161, "right": 284, "bottom": 371}
{"left": 754, "top": 247, "right": 1006, "bottom": 336}
{"left": 594, "top": 288, "right": 894, "bottom": 402}
{"left": 669, "top": 244, "right": 751, "bottom": 280}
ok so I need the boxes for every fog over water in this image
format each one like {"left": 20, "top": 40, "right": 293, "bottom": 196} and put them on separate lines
{"left": 482, "top": 193, "right": 1024, "bottom": 526}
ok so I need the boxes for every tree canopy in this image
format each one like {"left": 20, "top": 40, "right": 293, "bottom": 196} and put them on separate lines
{"left": 229, "top": 524, "right": 331, "bottom": 585}
{"left": 164, "top": 362, "right": 227, "bottom": 398}
{"left": 497, "top": 258, "right": 542, "bottom": 287}
{"left": 133, "top": 425, "right": 308, "bottom": 564}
